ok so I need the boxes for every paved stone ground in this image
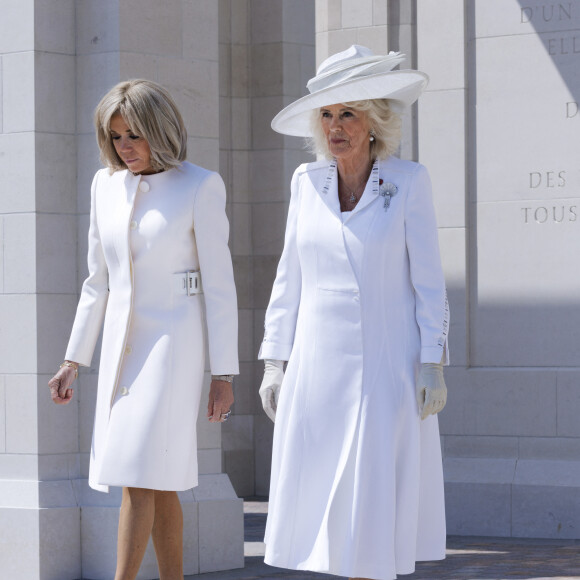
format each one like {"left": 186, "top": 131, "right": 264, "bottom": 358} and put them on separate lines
{"left": 188, "top": 500, "right": 580, "bottom": 580}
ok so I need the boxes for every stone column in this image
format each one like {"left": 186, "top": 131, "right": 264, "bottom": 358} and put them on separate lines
{"left": 219, "top": 0, "right": 315, "bottom": 497}
{"left": 0, "top": 1, "right": 243, "bottom": 578}
{"left": 219, "top": 0, "right": 257, "bottom": 498}
{"left": 0, "top": 1, "right": 81, "bottom": 578}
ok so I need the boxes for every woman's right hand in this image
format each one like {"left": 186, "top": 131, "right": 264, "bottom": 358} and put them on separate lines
{"left": 259, "top": 359, "right": 285, "bottom": 422}
{"left": 48, "top": 362, "right": 78, "bottom": 405}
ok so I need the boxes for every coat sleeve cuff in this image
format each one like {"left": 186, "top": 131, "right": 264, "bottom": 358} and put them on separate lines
{"left": 64, "top": 347, "right": 93, "bottom": 368}
{"left": 258, "top": 341, "right": 292, "bottom": 361}
{"left": 420, "top": 344, "right": 449, "bottom": 365}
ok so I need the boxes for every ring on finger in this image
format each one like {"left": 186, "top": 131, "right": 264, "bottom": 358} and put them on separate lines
{"left": 220, "top": 410, "right": 231, "bottom": 422}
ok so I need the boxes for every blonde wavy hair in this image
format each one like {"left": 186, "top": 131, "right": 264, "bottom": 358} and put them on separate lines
{"left": 94, "top": 79, "right": 187, "bottom": 172}
{"left": 308, "top": 99, "right": 402, "bottom": 160}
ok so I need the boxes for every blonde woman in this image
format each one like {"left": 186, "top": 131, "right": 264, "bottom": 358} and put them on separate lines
{"left": 48, "top": 80, "right": 238, "bottom": 580}
{"left": 259, "top": 46, "right": 449, "bottom": 580}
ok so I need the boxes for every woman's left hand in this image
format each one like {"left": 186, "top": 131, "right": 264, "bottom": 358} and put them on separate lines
{"left": 207, "top": 380, "right": 234, "bottom": 423}
{"left": 416, "top": 363, "right": 447, "bottom": 420}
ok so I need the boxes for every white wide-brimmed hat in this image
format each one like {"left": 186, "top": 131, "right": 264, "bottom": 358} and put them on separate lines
{"left": 271, "top": 45, "right": 429, "bottom": 137}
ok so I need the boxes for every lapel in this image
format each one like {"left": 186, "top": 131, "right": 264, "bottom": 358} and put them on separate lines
{"left": 313, "top": 158, "right": 382, "bottom": 223}
{"left": 313, "top": 159, "right": 341, "bottom": 220}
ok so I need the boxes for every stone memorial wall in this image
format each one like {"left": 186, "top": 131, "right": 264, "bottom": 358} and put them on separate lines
{"left": 472, "top": 0, "right": 580, "bottom": 367}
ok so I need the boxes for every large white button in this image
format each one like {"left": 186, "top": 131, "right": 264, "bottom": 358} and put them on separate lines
{"left": 139, "top": 181, "right": 150, "bottom": 193}
{"left": 125, "top": 345, "right": 132, "bottom": 355}
{"left": 120, "top": 387, "right": 129, "bottom": 396}
{"left": 130, "top": 220, "right": 138, "bottom": 230}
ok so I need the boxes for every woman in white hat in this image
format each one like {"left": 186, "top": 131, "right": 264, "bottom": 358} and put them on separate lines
{"left": 258, "top": 46, "right": 449, "bottom": 580}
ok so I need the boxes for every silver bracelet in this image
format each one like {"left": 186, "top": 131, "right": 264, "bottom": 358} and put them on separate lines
{"left": 211, "top": 374, "right": 234, "bottom": 383}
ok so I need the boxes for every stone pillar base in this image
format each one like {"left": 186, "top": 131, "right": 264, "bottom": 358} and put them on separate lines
{"left": 0, "top": 474, "right": 243, "bottom": 580}
{"left": 0, "top": 505, "right": 81, "bottom": 580}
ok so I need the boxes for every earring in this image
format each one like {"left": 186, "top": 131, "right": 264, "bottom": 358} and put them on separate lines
{"left": 369, "top": 132, "right": 375, "bottom": 142}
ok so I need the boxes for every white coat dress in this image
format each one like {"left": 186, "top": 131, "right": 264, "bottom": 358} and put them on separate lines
{"left": 259, "top": 156, "right": 449, "bottom": 580}
{"left": 65, "top": 161, "right": 238, "bottom": 493}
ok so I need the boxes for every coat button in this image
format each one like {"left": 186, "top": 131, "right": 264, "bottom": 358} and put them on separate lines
{"left": 125, "top": 345, "right": 132, "bottom": 355}
{"left": 130, "top": 220, "right": 138, "bottom": 230}
{"left": 120, "top": 387, "right": 129, "bottom": 396}
{"left": 139, "top": 181, "right": 150, "bottom": 193}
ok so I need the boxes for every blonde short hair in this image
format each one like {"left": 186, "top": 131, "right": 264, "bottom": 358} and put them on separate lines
{"left": 94, "top": 79, "right": 187, "bottom": 172}
{"left": 308, "top": 99, "right": 402, "bottom": 160}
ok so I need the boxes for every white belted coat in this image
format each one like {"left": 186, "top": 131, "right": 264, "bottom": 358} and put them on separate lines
{"left": 259, "top": 156, "right": 449, "bottom": 580}
{"left": 66, "top": 161, "right": 238, "bottom": 493}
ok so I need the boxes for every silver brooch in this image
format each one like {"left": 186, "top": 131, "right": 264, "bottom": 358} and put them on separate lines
{"left": 379, "top": 180, "right": 398, "bottom": 211}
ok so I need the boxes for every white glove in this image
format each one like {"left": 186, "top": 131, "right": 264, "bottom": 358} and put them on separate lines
{"left": 416, "top": 362, "right": 447, "bottom": 420}
{"left": 259, "top": 359, "right": 285, "bottom": 423}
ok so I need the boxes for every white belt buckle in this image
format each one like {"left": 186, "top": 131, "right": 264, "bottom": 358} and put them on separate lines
{"left": 186, "top": 270, "right": 201, "bottom": 296}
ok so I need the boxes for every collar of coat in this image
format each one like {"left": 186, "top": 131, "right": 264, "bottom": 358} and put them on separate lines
{"left": 311, "top": 158, "right": 383, "bottom": 221}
